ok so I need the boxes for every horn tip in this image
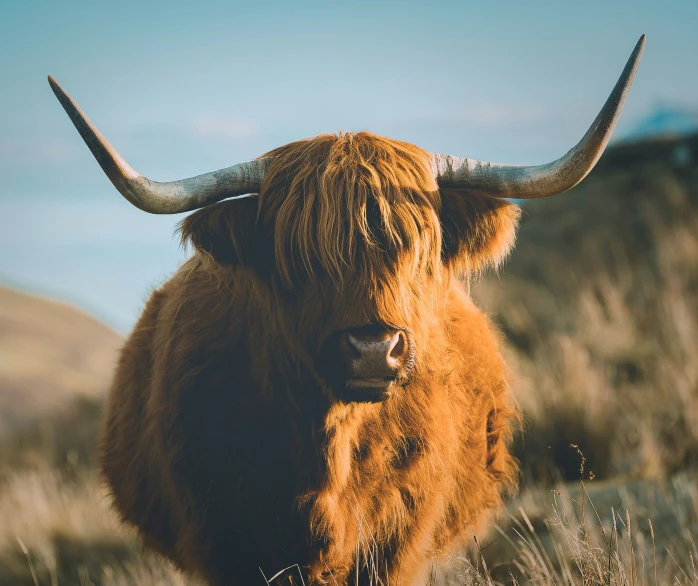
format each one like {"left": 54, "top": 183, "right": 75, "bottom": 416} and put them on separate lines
{"left": 47, "top": 75, "right": 63, "bottom": 98}
{"left": 636, "top": 34, "right": 647, "bottom": 53}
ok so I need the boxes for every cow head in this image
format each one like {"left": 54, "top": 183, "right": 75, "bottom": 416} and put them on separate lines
{"left": 178, "top": 133, "right": 520, "bottom": 400}
{"left": 48, "top": 36, "right": 644, "bottom": 400}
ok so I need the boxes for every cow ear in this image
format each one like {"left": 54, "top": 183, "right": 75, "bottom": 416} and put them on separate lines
{"left": 179, "top": 197, "right": 262, "bottom": 267}
{"left": 440, "top": 190, "right": 521, "bottom": 273}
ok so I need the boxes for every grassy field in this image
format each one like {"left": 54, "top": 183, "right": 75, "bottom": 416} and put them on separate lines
{"left": 1, "top": 134, "right": 696, "bottom": 584}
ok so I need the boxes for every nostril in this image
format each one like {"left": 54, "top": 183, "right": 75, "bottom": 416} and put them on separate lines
{"left": 389, "top": 331, "right": 406, "bottom": 360}
{"left": 341, "top": 333, "right": 362, "bottom": 360}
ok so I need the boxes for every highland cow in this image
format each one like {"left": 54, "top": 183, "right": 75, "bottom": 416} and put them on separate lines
{"left": 49, "top": 36, "right": 644, "bottom": 586}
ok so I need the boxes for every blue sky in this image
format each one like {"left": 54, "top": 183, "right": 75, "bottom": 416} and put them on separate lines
{"left": 1, "top": 0, "right": 697, "bottom": 331}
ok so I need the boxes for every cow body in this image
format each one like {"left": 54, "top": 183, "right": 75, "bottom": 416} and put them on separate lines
{"left": 100, "top": 133, "right": 520, "bottom": 585}
{"left": 51, "top": 42, "right": 643, "bottom": 583}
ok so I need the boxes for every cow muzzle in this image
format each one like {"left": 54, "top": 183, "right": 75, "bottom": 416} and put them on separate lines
{"left": 334, "top": 325, "right": 415, "bottom": 402}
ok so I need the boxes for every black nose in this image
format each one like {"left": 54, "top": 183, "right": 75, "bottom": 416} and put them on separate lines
{"left": 338, "top": 327, "right": 410, "bottom": 386}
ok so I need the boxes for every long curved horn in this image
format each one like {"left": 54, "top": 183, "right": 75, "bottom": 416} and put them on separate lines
{"left": 432, "top": 35, "right": 645, "bottom": 199}
{"left": 48, "top": 76, "right": 266, "bottom": 214}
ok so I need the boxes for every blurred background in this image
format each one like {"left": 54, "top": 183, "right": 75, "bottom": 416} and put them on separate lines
{"left": 1, "top": 1, "right": 697, "bottom": 584}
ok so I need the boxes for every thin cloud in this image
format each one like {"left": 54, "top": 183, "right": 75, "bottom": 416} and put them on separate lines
{"left": 0, "top": 138, "right": 79, "bottom": 164}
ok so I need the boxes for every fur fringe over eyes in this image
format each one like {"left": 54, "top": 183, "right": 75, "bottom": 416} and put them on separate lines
{"left": 260, "top": 132, "right": 443, "bottom": 289}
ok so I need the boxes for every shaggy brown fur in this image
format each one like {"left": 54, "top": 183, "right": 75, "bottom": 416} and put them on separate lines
{"left": 100, "top": 132, "right": 521, "bottom": 585}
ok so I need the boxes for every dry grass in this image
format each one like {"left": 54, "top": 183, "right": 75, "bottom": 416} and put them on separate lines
{"left": 454, "top": 470, "right": 698, "bottom": 585}
{"left": 0, "top": 466, "right": 191, "bottom": 585}
{"left": 0, "top": 393, "right": 200, "bottom": 585}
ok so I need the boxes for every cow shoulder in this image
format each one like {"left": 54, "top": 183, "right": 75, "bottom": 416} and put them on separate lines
{"left": 446, "top": 279, "right": 518, "bottom": 483}
{"left": 100, "top": 279, "right": 182, "bottom": 560}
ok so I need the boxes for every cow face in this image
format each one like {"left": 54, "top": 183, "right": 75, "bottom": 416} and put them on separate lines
{"left": 181, "top": 132, "right": 519, "bottom": 400}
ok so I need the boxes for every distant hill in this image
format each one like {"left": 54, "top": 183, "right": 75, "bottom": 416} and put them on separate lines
{"left": 620, "top": 104, "right": 698, "bottom": 142}
{"left": 0, "top": 287, "right": 121, "bottom": 438}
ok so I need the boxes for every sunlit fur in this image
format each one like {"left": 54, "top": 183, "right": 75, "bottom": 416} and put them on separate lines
{"left": 100, "top": 132, "right": 521, "bottom": 586}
